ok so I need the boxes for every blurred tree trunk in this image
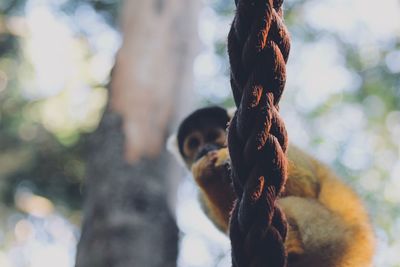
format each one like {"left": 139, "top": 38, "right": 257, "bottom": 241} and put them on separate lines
{"left": 75, "top": 0, "right": 200, "bottom": 266}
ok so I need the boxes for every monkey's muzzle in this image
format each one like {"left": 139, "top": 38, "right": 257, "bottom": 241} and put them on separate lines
{"left": 195, "top": 144, "right": 223, "bottom": 161}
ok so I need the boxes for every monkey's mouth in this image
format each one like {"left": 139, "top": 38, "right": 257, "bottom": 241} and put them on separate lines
{"left": 195, "top": 144, "right": 223, "bottom": 161}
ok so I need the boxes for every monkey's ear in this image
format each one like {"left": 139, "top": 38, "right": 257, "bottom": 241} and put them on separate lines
{"left": 167, "top": 134, "right": 186, "bottom": 167}
{"left": 227, "top": 107, "right": 236, "bottom": 119}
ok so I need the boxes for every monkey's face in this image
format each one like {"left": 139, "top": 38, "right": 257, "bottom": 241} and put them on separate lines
{"left": 182, "top": 126, "right": 227, "bottom": 167}
{"left": 176, "top": 106, "right": 231, "bottom": 168}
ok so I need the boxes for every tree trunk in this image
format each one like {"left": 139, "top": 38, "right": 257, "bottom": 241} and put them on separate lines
{"left": 75, "top": 0, "right": 199, "bottom": 266}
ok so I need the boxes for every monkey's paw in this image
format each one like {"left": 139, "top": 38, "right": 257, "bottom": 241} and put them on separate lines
{"left": 191, "top": 149, "right": 230, "bottom": 187}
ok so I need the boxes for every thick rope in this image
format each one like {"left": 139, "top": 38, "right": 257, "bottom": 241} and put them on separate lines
{"left": 227, "top": 0, "right": 291, "bottom": 266}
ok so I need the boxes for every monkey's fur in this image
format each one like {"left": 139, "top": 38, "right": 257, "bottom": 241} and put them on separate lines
{"left": 170, "top": 106, "right": 375, "bottom": 267}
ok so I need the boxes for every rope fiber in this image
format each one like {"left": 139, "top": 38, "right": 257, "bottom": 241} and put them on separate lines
{"left": 227, "top": 0, "right": 291, "bottom": 266}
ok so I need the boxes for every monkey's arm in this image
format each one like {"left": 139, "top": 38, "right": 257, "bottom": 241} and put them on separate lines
{"left": 191, "top": 149, "right": 235, "bottom": 232}
{"left": 279, "top": 196, "right": 351, "bottom": 266}
{"left": 283, "top": 146, "right": 375, "bottom": 266}
{"left": 279, "top": 183, "right": 374, "bottom": 267}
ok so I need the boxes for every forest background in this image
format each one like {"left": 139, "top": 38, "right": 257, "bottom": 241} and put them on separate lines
{"left": 0, "top": 0, "right": 399, "bottom": 266}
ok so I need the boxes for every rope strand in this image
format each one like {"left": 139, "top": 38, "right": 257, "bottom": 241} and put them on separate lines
{"left": 227, "top": 0, "right": 291, "bottom": 266}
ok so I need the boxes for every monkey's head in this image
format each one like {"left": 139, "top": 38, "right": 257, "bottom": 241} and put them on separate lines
{"left": 174, "top": 106, "right": 230, "bottom": 168}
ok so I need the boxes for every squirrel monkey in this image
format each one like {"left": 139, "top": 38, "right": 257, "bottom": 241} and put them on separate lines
{"left": 169, "top": 106, "right": 375, "bottom": 267}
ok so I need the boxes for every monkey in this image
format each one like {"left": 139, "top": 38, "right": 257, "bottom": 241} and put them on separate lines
{"left": 168, "top": 106, "right": 375, "bottom": 267}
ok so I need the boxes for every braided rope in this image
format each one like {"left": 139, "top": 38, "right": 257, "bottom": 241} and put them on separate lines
{"left": 227, "top": 0, "right": 291, "bottom": 266}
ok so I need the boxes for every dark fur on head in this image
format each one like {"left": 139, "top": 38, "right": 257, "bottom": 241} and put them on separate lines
{"left": 177, "top": 106, "right": 230, "bottom": 156}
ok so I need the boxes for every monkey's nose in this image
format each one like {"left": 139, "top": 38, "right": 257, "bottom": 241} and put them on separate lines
{"left": 195, "top": 144, "right": 221, "bottom": 161}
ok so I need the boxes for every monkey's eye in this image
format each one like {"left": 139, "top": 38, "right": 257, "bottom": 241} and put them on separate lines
{"left": 188, "top": 137, "right": 200, "bottom": 149}
{"left": 205, "top": 130, "right": 220, "bottom": 142}
{"left": 183, "top": 132, "right": 203, "bottom": 158}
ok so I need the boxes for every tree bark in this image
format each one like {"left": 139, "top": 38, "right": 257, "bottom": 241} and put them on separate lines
{"left": 75, "top": 0, "right": 199, "bottom": 266}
